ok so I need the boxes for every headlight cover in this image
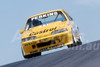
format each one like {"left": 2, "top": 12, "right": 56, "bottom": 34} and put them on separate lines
{"left": 52, "top": 29, "right": 67, "bottom": 35}
{"left": 22, "top": 37, "right": 37, "bottom": 42}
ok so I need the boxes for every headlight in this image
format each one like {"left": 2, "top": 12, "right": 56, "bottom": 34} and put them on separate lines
{"left": 52, "top": 29, "right": 67, "bottom": 35}
{"left": 22, "top": 37, "right": 37, "bottom": 42}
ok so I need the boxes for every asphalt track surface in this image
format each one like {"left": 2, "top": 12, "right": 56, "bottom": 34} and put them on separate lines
{"left": 1, "top": 40, "right": 100, "bottom": 67}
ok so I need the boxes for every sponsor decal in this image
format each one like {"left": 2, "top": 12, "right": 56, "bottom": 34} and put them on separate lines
{"left": 29, "top": 26, "right": 57, "bottom": 36}
{"left": 31, "top": 12, "right": 58, "bottom": 20}
{"left": 30, "top": 44, "right": 64, "bottom": 54}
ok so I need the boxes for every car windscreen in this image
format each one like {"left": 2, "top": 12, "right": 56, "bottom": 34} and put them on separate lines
{"left": 25, "top": 11, "right": 66, "bottom": 30}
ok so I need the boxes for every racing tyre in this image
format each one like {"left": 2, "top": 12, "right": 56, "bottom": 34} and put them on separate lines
{"left": 76, "top": 39, "right": 82, "bottom": 46}
{"left": 67, "top": 37, "right": 82, "bottom": 48}
{"left": 22, "top": 49, "right": 41, "bottom": 59}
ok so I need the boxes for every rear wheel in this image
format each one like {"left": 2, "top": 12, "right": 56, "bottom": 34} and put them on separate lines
{"left": 21, "top": 49, "right": 41, "bottom": 59}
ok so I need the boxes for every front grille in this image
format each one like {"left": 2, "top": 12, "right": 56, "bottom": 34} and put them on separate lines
{"left": 37, "top": 40, "right": 56, "bottom": 48}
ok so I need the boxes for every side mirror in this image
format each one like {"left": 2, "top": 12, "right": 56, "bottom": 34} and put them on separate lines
{"left": 20, "top": 30, "right": 24, "bottom": 34}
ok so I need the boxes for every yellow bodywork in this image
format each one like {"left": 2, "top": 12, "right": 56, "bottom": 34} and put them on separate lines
{"left": 20, "top": 9, "right": 77, "bottom": 56}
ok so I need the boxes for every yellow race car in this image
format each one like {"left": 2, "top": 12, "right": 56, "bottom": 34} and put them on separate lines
{"left": 20, "top": 9, "right": 82, "bottom": 58}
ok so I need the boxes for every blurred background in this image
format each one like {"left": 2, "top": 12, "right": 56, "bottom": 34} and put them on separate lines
{"left": 0, "top": 0, "right": 100, "bottom": 66}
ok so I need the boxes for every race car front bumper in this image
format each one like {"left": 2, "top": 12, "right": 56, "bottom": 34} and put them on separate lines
{"left": 22, "top": 31, "right": 73, "bottom": 55}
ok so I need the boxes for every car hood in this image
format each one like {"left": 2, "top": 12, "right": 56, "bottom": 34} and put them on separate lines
{"left": 22, "top": 21, "right": 67, "bottom": 39}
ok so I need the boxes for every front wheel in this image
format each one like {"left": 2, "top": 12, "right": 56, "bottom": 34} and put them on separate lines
{"left": 76, "top": 39, "right": 82, "bottom": 46}
{"left": 67, "top": 38, "right": 82, "bottom": 48}
{"left": 21, "top": 49, "right": 41, "bottom": 59}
